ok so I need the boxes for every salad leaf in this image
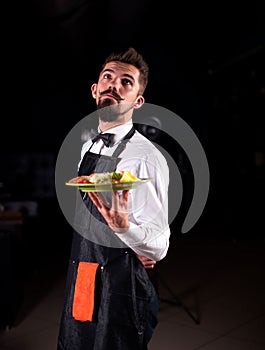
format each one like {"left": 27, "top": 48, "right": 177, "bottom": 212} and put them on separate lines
{"left": 111, "top": 172, "right": 122, "bottom": 180}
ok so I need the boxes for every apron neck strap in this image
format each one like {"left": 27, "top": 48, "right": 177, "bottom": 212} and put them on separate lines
{"left": 111, "top": 126, "right": 135, "bottom": 158}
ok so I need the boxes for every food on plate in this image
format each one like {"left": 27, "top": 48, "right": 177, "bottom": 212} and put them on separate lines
{"left": 68, "top": 175, "right": 92, "bottom": 184}
{"left": 67, "top": 170, "right": 140, "bottom": 185}
{"left": 119, "top": 170, "right": 140, "bottom": 183}
{"left": 87, "top": 172, "right": 113, "bottom": 184}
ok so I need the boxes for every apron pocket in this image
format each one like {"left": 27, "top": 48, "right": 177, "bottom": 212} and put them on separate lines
{"left": 72, "top": 261, "right": 100, "bottom": 322}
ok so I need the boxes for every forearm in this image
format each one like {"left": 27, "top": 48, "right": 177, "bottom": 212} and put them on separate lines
{"left": 114, "top": 221, "right": 170, "bottom": 261}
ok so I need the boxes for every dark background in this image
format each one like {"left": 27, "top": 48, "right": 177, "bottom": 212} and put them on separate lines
{"left": 0, "top": 0, "right": 264, "bottom": 330}
{"left": 1, "top": 0, "right": 265, "bottom": 261}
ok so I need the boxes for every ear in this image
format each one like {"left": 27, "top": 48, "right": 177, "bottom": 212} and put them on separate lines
{"left": 91, "top": 84, "right": 97, "bottom": 99}
{"left": 133, "top": 95, "right": 145, "bottom": 109}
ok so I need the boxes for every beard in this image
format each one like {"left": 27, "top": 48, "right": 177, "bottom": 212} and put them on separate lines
{"left": 97, "top": 98, "right": 121, "bottom": 122}
{"left": 97, "top": 98, "right": 134, "bottom": 122}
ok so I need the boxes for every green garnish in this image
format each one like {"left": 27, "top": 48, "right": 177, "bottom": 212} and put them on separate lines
{"left": 111, "top": 172, "right": 122, "bottom": 180}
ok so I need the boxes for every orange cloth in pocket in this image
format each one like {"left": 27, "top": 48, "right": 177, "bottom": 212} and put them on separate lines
{"left": 72, "top": 262, "right": 100, "bottom": 322}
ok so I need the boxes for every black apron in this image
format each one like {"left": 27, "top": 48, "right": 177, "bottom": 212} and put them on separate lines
{"left": 57, "top": 127, "right": 156, "bottom": 350}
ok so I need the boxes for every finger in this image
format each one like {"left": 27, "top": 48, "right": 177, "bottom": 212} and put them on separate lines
{"left": 97, "top": 193, "right": 111, "bottom": 207}
{"left": 145, "top": 264, "right": 156, "bottom": 269}
{"left": 135, "top": 254, "right": 156, "bottom": 264}
{"left": 119, "top": 190, "right": 129, "bottom": 213}
{"left": 144, "top": 260, "right": 156, "bottom": 266}
{"left": 121, "top": 190, "right": 130, "bottom": 202}
{"left": 111, "top": 191, "right": 119, "bottom": 211}
{"left": 88, "top": 192, "right": 103, "bottom": 209}
{"left": 149, "top": 260, "right": 156, "bottom": 265}
{"left": 144, "top": 263, "right": 155, "bottom": 269}
{"left": 141, "top": 258, "right": 156, "bottom": 264}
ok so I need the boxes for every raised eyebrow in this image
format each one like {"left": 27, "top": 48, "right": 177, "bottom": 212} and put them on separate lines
{"left": 122, "top": 73, "right": 135, "bottom": 82}
{"left": 101, "top": 69, "right": 135, "bottom": 82}
{"left": 101, "top": 68, "right": 114, "bottom": 76}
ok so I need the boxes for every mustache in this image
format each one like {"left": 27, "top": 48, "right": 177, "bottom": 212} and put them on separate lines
{"left": 99, "top": 89, "right": 125, "bottom": 102}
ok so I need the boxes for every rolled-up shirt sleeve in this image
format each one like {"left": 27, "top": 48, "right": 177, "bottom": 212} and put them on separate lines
{"left": 114, "top": 148, "right": 171, "bottom": 261}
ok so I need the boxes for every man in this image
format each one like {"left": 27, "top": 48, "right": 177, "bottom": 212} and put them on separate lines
{"left": 57, "top": 47, "right": 170, "bottom": 350}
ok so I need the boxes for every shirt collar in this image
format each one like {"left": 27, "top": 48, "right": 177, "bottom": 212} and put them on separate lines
{"left": 98, "top": 120, "right": 133, "bottom": 145}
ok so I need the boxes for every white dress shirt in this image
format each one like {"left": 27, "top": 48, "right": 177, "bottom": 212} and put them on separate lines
{"left": 79, "top": 120, "right": 171, "bottom": 261}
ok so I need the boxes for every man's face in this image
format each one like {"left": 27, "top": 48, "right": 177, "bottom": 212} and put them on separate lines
{"left": 91, "top": 61, "right": 144, "bottom": 122}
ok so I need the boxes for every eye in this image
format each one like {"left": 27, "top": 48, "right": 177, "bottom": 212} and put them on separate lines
{"left": 122, "top": 78, "right": 133, "bottom": 86}
{"left": 103, "top": 73, "right": 112, "bottom": 80}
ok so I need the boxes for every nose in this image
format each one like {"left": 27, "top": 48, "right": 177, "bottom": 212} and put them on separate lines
{"left": 108, "top": 77, "right": 119, "bottom": 91}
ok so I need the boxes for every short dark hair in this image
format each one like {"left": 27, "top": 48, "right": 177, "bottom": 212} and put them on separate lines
{"left": 100, "top": 47, "right": 149, "bottom": 95}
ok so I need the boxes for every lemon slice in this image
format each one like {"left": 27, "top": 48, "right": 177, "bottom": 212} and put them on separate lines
{"left": 119, "top": 170, "right": 140, "bottom": 183}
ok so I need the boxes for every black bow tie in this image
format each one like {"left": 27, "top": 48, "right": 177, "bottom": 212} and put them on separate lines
{"left": 92, "top": 133, "right": 115, "bottom": 147}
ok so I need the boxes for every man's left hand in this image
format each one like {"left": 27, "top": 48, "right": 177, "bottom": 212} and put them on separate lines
{"left": 135, "top": 254, "right": 156, "bottom": 269}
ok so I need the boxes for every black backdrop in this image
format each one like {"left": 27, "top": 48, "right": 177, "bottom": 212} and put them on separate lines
{"left": 1, "top": 0, "right": 265, "bottom": 240}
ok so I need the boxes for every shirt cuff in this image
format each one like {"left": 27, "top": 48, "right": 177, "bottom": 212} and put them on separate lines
{"left": 114, "top": 221, "right": 155, "bottom": 247}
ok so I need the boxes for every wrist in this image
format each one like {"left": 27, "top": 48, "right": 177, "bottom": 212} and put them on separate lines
{"left": 112, "top": 222, "right": 130, "bottom": 234}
